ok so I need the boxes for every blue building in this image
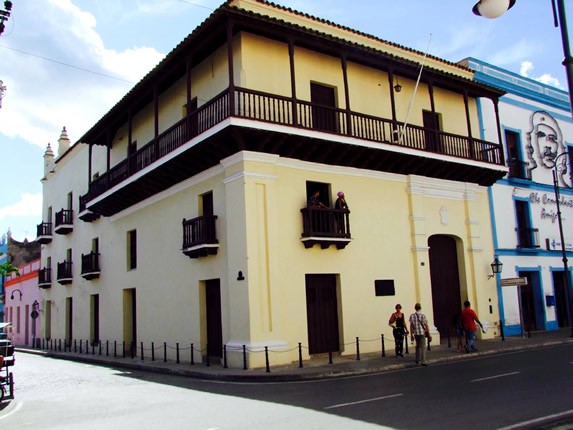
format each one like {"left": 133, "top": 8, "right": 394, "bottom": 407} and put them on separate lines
{"left": 461, "top": 58, "right": 573, "bottom": 335}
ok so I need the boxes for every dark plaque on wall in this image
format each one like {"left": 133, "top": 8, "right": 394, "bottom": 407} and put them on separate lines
{"left": 375, "top": 280, "right": 395, "bottom": 296}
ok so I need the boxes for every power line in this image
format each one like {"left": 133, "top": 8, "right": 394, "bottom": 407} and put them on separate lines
{"left": 0, "top": 44, "right": 136, "bottom": 84}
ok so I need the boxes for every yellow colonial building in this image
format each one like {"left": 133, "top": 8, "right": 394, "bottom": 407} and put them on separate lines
{"left": 37, "top": 0, "right": 507, "bottom": 368}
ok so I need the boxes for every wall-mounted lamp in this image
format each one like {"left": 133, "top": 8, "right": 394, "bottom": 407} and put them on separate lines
{"left": 488, "top": 258, "right": 503, "bottom": 279}
{"left": 393, "top": 77, "right": 402, "bottom": 93}
{"left": 472, "top": 0, "right": 516, "bottom": 19}
{"left": 10, "top": 288, "right": 23, "bottom": 301}
{"left": 237, "top": 271, "right": 245, "bottom": 281}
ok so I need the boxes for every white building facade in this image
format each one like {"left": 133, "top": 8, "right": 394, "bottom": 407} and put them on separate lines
{"left": 462, "top": 58, "right": 573, "bottom": 336}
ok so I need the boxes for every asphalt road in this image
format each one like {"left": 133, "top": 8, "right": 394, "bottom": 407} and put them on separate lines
{"left": 1, "top": 344, "right": 572, "bottom": 429}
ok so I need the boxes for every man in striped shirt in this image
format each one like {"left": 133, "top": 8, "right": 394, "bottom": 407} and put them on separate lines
{"left": 409, "top": 303, "right": 432, "bottom": 366}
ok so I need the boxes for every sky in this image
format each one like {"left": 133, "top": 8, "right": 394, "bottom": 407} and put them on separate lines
{"left": 0, "top": 0, "right": 572, "bottom": 242}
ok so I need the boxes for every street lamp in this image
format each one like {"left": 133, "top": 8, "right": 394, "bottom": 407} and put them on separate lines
{"left": 552, "top": 152, "right": 573, "bottom": 337}
{"left": 0, "top": 1, "right": 12, "bottom": 36}
{"left": 473, "top": 0, "right": 573, "bottom": 116}
{"left": 488, "top": 257, "right": 503, "bottom": 279}
{"left": 10, "top": 288, "right": 22, "bottom": 301}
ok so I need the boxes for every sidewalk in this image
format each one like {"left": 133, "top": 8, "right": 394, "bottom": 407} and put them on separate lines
{"left": 15, "top": 329, "right": 573, "bottom": 382}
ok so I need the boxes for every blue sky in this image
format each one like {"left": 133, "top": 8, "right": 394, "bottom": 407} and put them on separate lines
{"left": 0, "top": 0, "right": 572, "bottom": 241}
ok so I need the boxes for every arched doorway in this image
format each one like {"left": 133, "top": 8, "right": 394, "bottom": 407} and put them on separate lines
{"left": 428, "top": 235, "right": 462, "bottom": 336}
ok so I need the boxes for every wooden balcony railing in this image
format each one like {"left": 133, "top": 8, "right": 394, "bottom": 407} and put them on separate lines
{"left": 181, "top": 215, "right": 219, "bottom": 258}
{"left": 300, "top": 207, "right": 351, "bottom": 249}
{"left": 81, "top": 87, "right": 504, "bottom": 206}
{"left": 57, "top": 261, "right": 73, "bottom": 285}
{"left": 515, "top": 227, "right": 540, "bottom": 249}
{"left": 81, "top": 252, "right": 101, "bottom": 280}
{"left": 54, "top": 209, "right": 74, "bottom": 235}
{"left": 38, "top": 268, "right": 52, "bottom": 289}
{"left": 36, "top": 222, "right": 53, "bottom": 244}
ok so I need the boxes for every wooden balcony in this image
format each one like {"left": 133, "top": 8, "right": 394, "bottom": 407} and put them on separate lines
{"left": 300, "top": 207, "right": 351, "bottom": 249}
{"left": 181, "top": 215, "right": 219, "bottom": 258}
{"left": 36, "top": 222, "right": 53, "bottom": 244}
{"left": 79, "top": 195, "right": 101, "bottom": 222}
{"left": 81, "top": 252, "right": 101, "bottom": 280}
{"left": 81, "top": 87, "right": 506, "bottom": 217}
{"left": 54, "top": 209, "right": 74, "bottom": 235}
{"left": 57, "top": 261, "right": 73, "bottom": 285}
{"left": 38, "top": 268, "right": 52, "bottom": 289}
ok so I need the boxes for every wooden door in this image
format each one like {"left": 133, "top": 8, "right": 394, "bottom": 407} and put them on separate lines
{"left": 310, "top": 83, "right": 337, "bottom": 132}
{"left": 305, "top": 274, "right": 339, "bottom": 354}
{"left": 205, "top": 279, "right": 223, "bottom": 359}
{"left": 429, "top": 235, "right": 462, "bottom": 337}
{"left": 423, "top": 110, "right": 440, "bottom": 152}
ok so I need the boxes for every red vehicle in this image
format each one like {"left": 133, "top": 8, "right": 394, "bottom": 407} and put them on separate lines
{"left": 0, "top": 322, "right": 15, "bottom": 401}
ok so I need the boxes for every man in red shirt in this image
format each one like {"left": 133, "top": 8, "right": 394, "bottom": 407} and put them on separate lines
{"left": 461, "top": 300, "right": 483, "bottom": 353}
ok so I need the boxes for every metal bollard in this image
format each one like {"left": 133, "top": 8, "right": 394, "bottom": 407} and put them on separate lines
{"left": 381, "top": 334, "right": 386, "bottom": 357}
{"left": 223, "top": 345, "right": 228, "bottom": 369}
{"left": 151, "top": 342, "right": 155, "bottom": 361}
{"left": 265, "top": 346, "right": 270, "bottom": 373}
{"left": 328, "top": 350, "right": 333, "bottom": 364}
{"left": 500, "top": 320, "right": 505, "bottom": 341}
{"left": 122, "top": 341, "right": 126, "bottom": 358}
{"left": 163, "top": 342, "right": 167, "bottom": 363}
{"left": 140, "top": 342, "right": 144, "bottom": 361}
{"left": 176, "top": 343, "right": 180, "bottom": 364}
{"left": 131, "top": 341, "right": 135, "bottom": 359}
{"left": 99, "top": 340, "right": 102, "bottom": 356}
{"left": 74, "top": 339, "right": 78, "bottom": 353}
{"left": 356, "top": 337, "right": 361, "bottom": 361}
{"left": 79, "top": 339, "right": 82, "bottom": 354}
{"left": 190, "top": 343, "right": 194, "bottom": 365}
{"left": 114, "top": 340, "right": 117, "bottom": 357}
{"left": 298, "top": 343, "right": 303, "bottom": 368}
{"left": 242, "top": 344, "right": 247, "bottom": 370}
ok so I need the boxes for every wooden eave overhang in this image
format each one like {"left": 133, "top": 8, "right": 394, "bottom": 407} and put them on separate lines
{"left": 77, "top": 2, "right": 504, "bottom": 149}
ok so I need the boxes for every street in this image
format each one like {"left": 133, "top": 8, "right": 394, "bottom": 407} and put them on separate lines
{"left": 1, "top": 344, "right": 572, "bottom": 429}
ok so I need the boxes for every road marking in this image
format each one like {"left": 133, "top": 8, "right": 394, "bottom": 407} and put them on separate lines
{"left": 497, "top": 409, "right": 573, "bottom": 430}
{"left": 0, "top": 401, "right": 23, "bottom": 420}
{"left": 324, "top": 393, "right": 403, "bottom": 409}
{"left": 471, "top": 371, "right": 520, "bottom": 382}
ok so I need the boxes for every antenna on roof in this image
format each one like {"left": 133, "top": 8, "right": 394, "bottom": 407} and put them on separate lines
{"left": 396, "top": 33, "right": 433, "bottom": 145}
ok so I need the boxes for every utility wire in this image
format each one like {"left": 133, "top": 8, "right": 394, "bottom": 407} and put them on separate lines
{"left": 0, "top": 44, "right": 136, "bottom": 84}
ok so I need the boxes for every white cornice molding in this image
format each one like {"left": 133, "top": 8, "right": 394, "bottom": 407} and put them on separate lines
{"left": 407, "top": 175, "right": 484, "bottom": 201}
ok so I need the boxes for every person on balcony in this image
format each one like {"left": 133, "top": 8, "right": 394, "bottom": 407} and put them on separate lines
{"left": 334, "top": 191, "right": 348, "bottom": 234}
{"left": 308, "top": 191, "right": 327, "bottom": 208}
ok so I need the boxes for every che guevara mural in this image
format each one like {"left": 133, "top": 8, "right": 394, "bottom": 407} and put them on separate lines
{"left": 526, "top": 110, "right": 572, "bottom": 189}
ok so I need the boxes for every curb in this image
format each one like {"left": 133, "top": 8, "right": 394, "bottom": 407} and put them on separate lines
{"left": 15, "top": 337, "right": 573, "bottom": 382}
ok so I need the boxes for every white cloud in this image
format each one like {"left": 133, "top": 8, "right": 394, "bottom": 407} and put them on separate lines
{"left": 0, "top": 193, "right": 42, "bottom": 219}
{"left": 519, "top": 61, "right": 562, "bottom": 89}
{"left": 0, "top": 0, "right": 165, "bottom": 149}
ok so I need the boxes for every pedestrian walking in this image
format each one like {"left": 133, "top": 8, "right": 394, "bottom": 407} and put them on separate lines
{"left": 388, "top": 304, "right": 408, "bottom": 357}
{"left": 460, "top": 300, "right": 484, "bottom": 353}
{"left": 452, "top": 311, "right": 464, "bottom": 352}
{"left": 409, "top": 303, "right": 432, "bottom": 366}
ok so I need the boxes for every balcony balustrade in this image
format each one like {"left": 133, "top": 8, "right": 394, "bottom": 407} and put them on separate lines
{"left": 300, "top": 207, "right": 351, "bottom": 249}
{"left": 182, "top": 215, "right": 219, "bottom": 258}
{"left": 81, "top": 252, "right": 101, "bottom": 280}
{"left": 38, "top": 268, "right": 52, "bottom": 289}
{"left": 36, "top": 222, "right": 53, "bottom": 244}
{"left": 57, "top": 261, "right": 73, "bottom": 285}
{"left": 515, "top": 227, "right": 540, "bottom": 249}
{"left": 54, "top": 209, "right": 74, "bottom": 235}
{"left": 80, "top": 87, "right": 504, "bottom": 213}
{"left": 508, "top": 160, "right": 532, "bottom": 181}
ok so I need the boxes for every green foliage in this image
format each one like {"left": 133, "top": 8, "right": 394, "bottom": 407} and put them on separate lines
{"left": 0, "top": 255, "right": 19, "bottom": 278}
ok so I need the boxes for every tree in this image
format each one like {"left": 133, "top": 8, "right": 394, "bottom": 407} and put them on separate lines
{"left": 0, "top": 253, "right": 19, "bottom": 278}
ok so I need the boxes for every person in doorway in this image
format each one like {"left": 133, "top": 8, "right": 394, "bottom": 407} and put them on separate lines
{"left": 307, "top": 190, "right": 327, "bottom": 208}
{"left": 409, "top": 303, "right": 432, "bottom": 366}
{"left": 389, "top": 304, "right": 408, "bottom": 357}
{"left": 460, "top": 300, "right": 483, "bottom": 353}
